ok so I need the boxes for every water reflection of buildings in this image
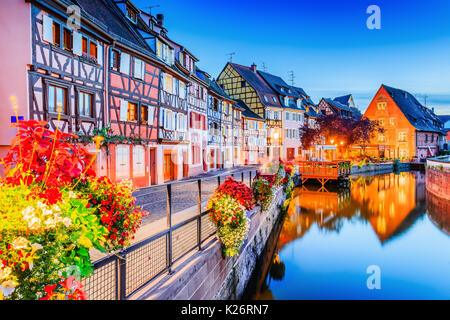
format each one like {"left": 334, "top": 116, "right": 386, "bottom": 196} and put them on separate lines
{"left": 426, "top": 191, "right": 450, "bottom": 236}
{"left": 352, "top": 172, "right": 426, "bottom": 244}
{"left": 280, "top": 172, "right": 430, "bottom": 249}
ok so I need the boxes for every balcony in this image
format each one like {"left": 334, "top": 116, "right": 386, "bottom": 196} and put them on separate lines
{"left": 160, "top": 89, "right": 187, "bottom": 111}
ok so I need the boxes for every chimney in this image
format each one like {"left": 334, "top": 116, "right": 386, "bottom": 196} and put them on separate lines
{"left": 156, "top": 14, "right": 164, "bottom": 27}
{"left": 251, "top": 63, "right": 257, "bottom": 73}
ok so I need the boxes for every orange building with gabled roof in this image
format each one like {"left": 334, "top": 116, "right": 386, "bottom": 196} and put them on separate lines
{"left": 363, "top": 85, "right": 446, "bottom": 160}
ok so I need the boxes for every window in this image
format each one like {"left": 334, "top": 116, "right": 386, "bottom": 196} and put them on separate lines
{"left": 425, "top": 134, "right": 428, "bottom": 143}
{"left": 264, "top": 95, "right": 268, "bottom": 103}
{"left": 398, "top": 131, "right": 407, "bottom": 142}
{"left": 82, "top": 37, "right": 88, "bottom": 55}
{"left": 378, "top": 119, "right": 385, "bottom": 126}
{"left": 141, "top": 105, "right": 148, "bottom": 124}
{"left": 286, "top": 112, "right": 290, "bottom": 121}
{"left": 63, "top": 28, "right": 72, "bottom": 50}
{"left": 53, "top": 22, "right": 61, "bottom": 46}
{"left": 78, "top": 92, "right": 93, "bottom": 117}
{"left": 89, "top": 41, "right": 97, "bottom": 59}
{"left": 128, "top": 102, "right": 138, "bottom": 122}
{"left": 126, "top": 6, "right": 137, "bottom": 23}
{"left": 390, "top": 118, "right": 396, "bottom": 126}
{"left": 111, "top": 50, "right": 120, "bottom": 70}
{"left": 377, "top": 102, "right": 387, "bottom": 110}
{"left": 48, "top": 85, "right": 67, "bottom": 114}
{"left": 378, "top": 133, "right": 386, "bottom": 143}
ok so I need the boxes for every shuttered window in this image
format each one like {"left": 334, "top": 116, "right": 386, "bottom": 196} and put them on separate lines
{"left": 128, "top": 102, "right": 138, "bottom": 122}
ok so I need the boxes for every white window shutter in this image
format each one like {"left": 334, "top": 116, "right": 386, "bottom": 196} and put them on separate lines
{"left": 172, "top": 113, "right": 176, "bottom": 131}
{"left": 148, "top": 106, "right": 155, "bottom": 124}
{"left": 161, "top": 73, "right": 166, "bottom": 91}
{"left": 141, "top": 61, "right": 145, "bottom": 79}
{"left": 43, "top": 15, "right": 53, "bottom": 43}
{"left": 159, "top": 108, "right": 165, "bottom": 126}
{"left": 97, "top": 43, "right": 103, "bottom": 66}
{"left": 120, "top": 53, "right": 131, "bottom": 75}
{"left": 120, "top": 100, "right": 128, "bottom": 121}
{"left": 73, "top": 31, "right": 82, "bottom": 56}
{"left": 133, "top": 58, "right": 141, "bottom": 79}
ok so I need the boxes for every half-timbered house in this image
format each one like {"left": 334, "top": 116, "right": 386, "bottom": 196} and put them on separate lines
{"left": 258, "top": 71, "right": 306, "bottom": 161}
{"left": 237, "top": 100, "right": 267, "bottom": 165}
{"left": 206, "top": 79, "right": 232, "bottom": 171}
{"left": 232, "top": 103, "right": 244, "bottom": 166}
{"left": 15, "top": 0, "right": 109, "bottom": 175}
{"left": 217, "top": 63, "right": 284, "bottom": 161}
{"left": 132, "top": 10, "right": 190, "bottom": 182}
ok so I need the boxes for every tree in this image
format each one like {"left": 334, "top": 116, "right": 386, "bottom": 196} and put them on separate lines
{"left": 300, "top": 114, "right": 383, "bottom": 158}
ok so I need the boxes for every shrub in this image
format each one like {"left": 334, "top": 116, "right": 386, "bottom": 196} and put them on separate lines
{"left": 253, "top": 178, "right": 274, "bottom": 211}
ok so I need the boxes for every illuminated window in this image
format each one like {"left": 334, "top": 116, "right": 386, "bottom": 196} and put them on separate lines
{"left": 111, "top": 49, "right": 120, "bottom": 70}
{"left": 377, "top": 102, "right": 387, "bottom": 110}
{"left": 141, "top": 105, "right": 148, "bottom": 124}
{"left": 53, "top": 22, "right": 61, "bottom": 46}
{"left": 398, "top": 131, "right": 407, "bottom": 142}
{"left": 89, "top": 41, "right": 97, "bottom": 59}
{"left": 63, "top": 28, "right": 72, "bottom": 50}
{"left": 378, "top": 133, "right": 386, "bottom": 143}
{"left": 390, "top": 117, "right": 396, "bottom": 126}
{"left": 127, "top": 102, "right": 138, "bottom": 122}
{"left": 82, "top": 37, "right": 88, "bottom": 55}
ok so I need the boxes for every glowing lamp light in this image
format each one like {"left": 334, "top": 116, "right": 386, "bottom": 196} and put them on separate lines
{"left": 330, "top": 139, "right": 335, "bottom": 144}
{"left": 340, "top": 141, "right": 344, "bottom": 145}
{"left": 273, "top": 131, "right": 280, "bottom": 140}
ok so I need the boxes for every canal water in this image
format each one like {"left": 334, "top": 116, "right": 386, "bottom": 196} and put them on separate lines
{"left": 243, "top": 171, "right": 450, "bottom": 300}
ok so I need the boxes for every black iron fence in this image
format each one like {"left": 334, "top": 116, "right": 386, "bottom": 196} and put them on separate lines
{"left": 82, "top": 168, "right": 259, "bottom": 300}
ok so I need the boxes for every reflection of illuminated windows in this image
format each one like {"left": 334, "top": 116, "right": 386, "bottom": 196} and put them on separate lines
{"left": 377, "top": 216, "right": 387, "bottom": 234}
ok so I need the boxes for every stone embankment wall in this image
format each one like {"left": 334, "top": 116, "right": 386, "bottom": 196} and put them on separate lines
{"left": 426, "top": 157, "right": 450, "bottom": 201}
{"left": 136, "top": 187, "right": 286, "bottom": 300}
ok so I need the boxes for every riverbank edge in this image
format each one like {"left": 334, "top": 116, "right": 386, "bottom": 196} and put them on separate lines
{"left": 350, "top": 162, "right": 395, "bottom": 175}
{"left": 133, "top": 186, "right": 287, "bottom": 300}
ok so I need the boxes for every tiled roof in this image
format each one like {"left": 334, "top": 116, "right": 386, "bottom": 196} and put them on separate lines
{"left": 235, "top": 100, "right": 264, "bottom": 120}
{"left": 208, "top": 79, "right": 235, "bottom": 102}
{"left": 323, "top": 98, "right": 353, "bottom": 112}
{"left": 257, "top": 71, "right": 302, "bottom": 99}
{"left": 333, "top": 94, "right": 352, "bottom": 106}
{"left": 382, "top": 85, "right": 446, "bottom": 134}
{"left": 437, "top": 115, "right": 450, "bottom": 123}
{"left": 72, "top": 0, "right": 151, "bottom": 54}
{"left": 229, "top": 63, "right": 282, "bottom": 108}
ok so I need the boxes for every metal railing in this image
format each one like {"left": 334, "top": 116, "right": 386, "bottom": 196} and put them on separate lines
{"left": 83, "top": 168, "right": 259, "bottom": 300}
{"left": 296, "top": 161, "right": 351, "bottom": 178}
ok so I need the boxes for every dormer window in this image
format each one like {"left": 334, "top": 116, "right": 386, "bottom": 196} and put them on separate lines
{"left": 272, "top": 97, "right": 277, "bottom": 103}
{"left": 264, "top": 95, "right": 268, "bottom": 103}
{"left": 126, "top": 6, "right": 137, "bottom": 23}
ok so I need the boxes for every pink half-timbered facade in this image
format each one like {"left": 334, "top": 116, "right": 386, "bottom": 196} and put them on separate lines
{"left": 108, "top": 46, "right": 160, "bottom": 188}
{"left": 28, "top": 1, "right": 107, "bottom": 175}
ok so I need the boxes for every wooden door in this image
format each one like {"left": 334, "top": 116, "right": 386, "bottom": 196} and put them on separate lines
{"left": 183, "top": 150, "right": 189, "bottom": 178}
{"left": 164, "top": 152, "right": 174, "bottom": 181}
{"left": 150, "top": 148, "right": 156, "bottom": 185}
{"left": 287, "top": 148, "right": 295, "bottom": 160}
{"left": 210, "top": 149, "right": 215, "bottom": 169}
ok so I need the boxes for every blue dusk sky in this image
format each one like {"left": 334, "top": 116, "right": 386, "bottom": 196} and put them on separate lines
{"left": 133, "top": 0, "right": 450, "bottom": 114}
